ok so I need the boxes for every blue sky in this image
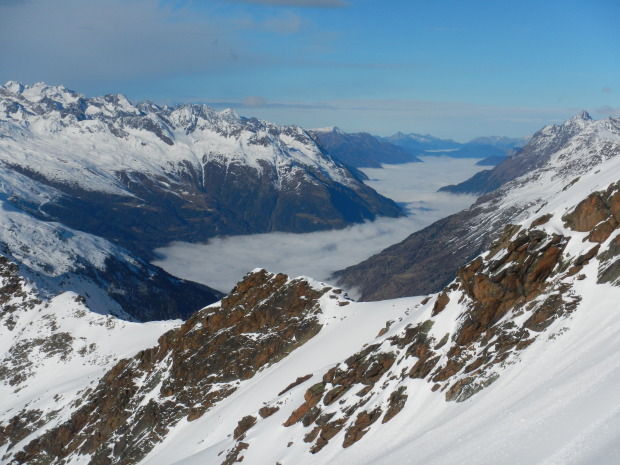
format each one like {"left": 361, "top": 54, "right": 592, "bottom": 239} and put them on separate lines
{"left": 1, "top": 0, "right": 618, "bottom": 140}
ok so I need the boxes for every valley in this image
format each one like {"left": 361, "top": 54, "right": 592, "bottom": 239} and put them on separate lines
{"left": 153, "top": 157, "right": 482, "bottom": 293}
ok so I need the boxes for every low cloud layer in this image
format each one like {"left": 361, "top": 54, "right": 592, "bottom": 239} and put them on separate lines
{"left": 153, "top": 157, "right": 482, "bottom": 293}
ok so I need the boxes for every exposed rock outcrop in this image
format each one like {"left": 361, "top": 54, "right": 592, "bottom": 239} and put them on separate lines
{"left": 6, "top": 270, "right": 337, "bottom": 465}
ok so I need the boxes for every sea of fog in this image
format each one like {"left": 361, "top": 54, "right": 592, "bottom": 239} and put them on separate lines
{"left": 153, "top": 157, "right": 484, "bottom": 293}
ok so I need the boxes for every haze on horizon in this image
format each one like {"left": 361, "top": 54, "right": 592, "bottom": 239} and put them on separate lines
{"left": 1, "top": 0, "right": 618, "bottom": 140}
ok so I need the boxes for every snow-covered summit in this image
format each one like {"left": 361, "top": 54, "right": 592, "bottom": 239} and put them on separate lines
{"left": 0, "top": 81, "right": 352, "bottom": 188}
{"left": 312, "top": 125, "right": 344, "bottom": 134}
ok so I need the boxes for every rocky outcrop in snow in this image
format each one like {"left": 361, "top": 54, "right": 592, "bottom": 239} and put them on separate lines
{"left": 2, "top": 164, "right": 620, "bottom": 464}
{"left": 5, "top": 270, "right": 350, "bottom": 465}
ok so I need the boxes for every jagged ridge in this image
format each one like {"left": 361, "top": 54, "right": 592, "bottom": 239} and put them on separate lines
{"left": 334, "top": 112, "right": 620, "bottom": 301}
{"left": 0, "top": 81, "right": 403, "bottom": 257}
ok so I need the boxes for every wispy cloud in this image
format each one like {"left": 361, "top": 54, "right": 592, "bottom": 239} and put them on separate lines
{"left": 242, "top": 95, "right": 268, "bottom": 107}
{"left": 596, "top": 106, "right": 620, "bottom": 117}
{"left": 231, "top": 0, "right": 349, "bottom": 8}
{"left": 208, "top": 99, "right": 335, "bottom": 110}
{"left": 602, "top": 87, "right": 613, "bottom": 94}
{"left": 231, "top": 10, "right": 304, "bottom": 34}
{"left": 0, "top": 0, "right": 235, "bottom": 83}
{"left": 0, "top": 0, "right": 316, "bottom": 89}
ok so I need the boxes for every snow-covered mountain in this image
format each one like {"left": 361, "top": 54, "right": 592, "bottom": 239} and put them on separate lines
{"left": 440, "top": 111, "right": 596, "bottom": 195}
{"left": 334, "top": 112, "right": 620, "bottom": 300}
{"left": 0, "top": 155, "right": 222, "bottom": 321}
{"left": 2, "top": 116, "right": 619, "bottom": 463}
{"left": 0, "top": 82, "right": 402, "bottom": 258}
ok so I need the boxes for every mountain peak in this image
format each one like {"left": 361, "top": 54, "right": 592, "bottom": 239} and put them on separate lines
{"left": 312, "top": 125, "right": 343, "bottom": 134}
{"left": 576, "top": 110, "right": 592, "bottom": 121}
{"left": 3, "top": 80, "right": 24, "bottom": 94}
{"left": 218, "top": 107, "right": 240, "bottom": 122}
{"left": 564, "top": 110, "right": 593, "bottom": 125}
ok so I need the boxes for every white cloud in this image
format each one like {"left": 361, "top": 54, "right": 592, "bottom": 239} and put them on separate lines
{"left": 0, "top": 0, "right": 308, "bottom": 88}
{"left": 597, "top": 106, "right": 620, "bottom": 117}
{"left": 153, "top": 157, "right": 482, "bottom": 293}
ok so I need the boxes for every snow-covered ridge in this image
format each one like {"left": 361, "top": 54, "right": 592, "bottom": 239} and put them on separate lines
{"left": 335, "top": 112, "right": 620, "bottom": 300}
{"left": 0, "top": 81, "right": 353, "bottom": 195}
{"left": 0, "top": 257, "right": 178, "bottom": 461}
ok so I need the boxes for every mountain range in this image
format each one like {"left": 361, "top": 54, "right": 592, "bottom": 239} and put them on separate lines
{"left": 334, "top": 111, "right": 620, "bottom": 300}
{"left": 1, "top": 82, "right": 619, "bottom": 465}
{"left": 385, "top": 131, "right": 528, "bottom": 160}
{"left": 0, "top": 81, "right": 405, "bottom": 318}
{"left": 312, "top": 126, "right": 422, "bottom": 168}
{"left": 0, "top": 82, "right": 402, "bottom": 258}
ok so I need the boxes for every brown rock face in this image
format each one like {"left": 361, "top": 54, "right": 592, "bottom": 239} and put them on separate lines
{"left": 276, "top": 219, "right": 589, "bottom": 454}
{"left": 563, "top": 181, "right": 620, "bottom": 237}
{"left": 283, "top": 382, "right": 326, "bottom": 427}
{"left": 564, "top": 194, "right": 611, "bottom": 232}
{"left": 233, "top": 416, "right": 257, "bottom": 440}
{"left": 216, "top": 182, "right": 620, "bottom": 459}
{"left": 342, "top": 408, "right": 382, "bottom": 448}
{"left": 9, "top": 270, "right": 330, "bottom": 465}
{"left": 432, "top": 291, "right": 450, "bottom": 316}
{"left": 456, "top": 230, "right": 568, "bottom": 346}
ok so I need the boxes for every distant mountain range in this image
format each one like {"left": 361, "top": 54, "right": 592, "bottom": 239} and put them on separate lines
{"left": 312, "top": 127, "right": 422, "bottom": 168}
{"left": 385, "top": 131, "right": 529, "bottom": 161}
{"left": 311, "top": 127, "right": 528, "bottom": 170}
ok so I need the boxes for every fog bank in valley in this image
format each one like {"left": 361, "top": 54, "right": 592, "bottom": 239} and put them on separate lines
{"left": 153, "top": 157, "right": 483, "bottom": 293}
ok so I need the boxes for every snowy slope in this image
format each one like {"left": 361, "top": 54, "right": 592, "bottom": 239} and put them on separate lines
{"left": 2, "top": 103, "right": 620, "bottom": 465}
{"left": 0, "top": 258, "right": 177, "bottom": 463}
{"left": 142, "top": 145, "right": 620, "bottom": 465}
{"left": 0, "top": 167, "right": 221, "bottom": 321}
